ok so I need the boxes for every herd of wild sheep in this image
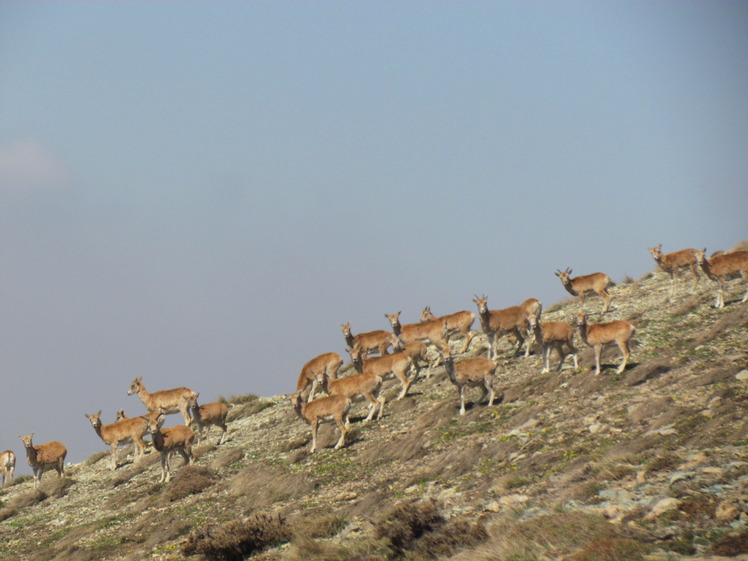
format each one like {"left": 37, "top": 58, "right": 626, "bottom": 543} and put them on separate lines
{"left": 3, "top": 244, "right": 746, "bottom": 489}
{"left": 288, "top": 245, "right": 748, "bottom": 453}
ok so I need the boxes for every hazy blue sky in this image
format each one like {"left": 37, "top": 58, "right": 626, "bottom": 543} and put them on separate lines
{"left": 1, "top": 1, "right": 746, "bottom": 470}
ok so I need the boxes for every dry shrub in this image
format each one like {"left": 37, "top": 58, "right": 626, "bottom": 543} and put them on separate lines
{"left": 597, "top": 462, "right": 637, "bottom": 481}
{"left": 678, "top": 493, "right": 717, "bottom": 519}
{"left": 416, "top": 517, "right": 488, "bottom": 558}
{"left": 288, "top": 448, "right": 309, "bottom": 464}
{"left": 0, "top": 507, "right": 17, "bottom": 521}
{"left": 228, "top": 464, "right": 316, "bottom": 510}
{"left": 41, "top": 476, "right": 75, "bottom": 498}
{"left": 375, "top": 499, "right": 444, "bottom": 554}
{"left": 282, "top": 435, "right": 311, "bottom": 453}
{"left": 83, "top": 450, "right": 109, "bottom": 467}
{"left": 415, "top": 442, "right": 485, "bottom": 482}
{"left": 645, "top": 452, "right": 680, "bottom": 473}
{"left": 412, "top": 401, "right": 455, "bottom": 432}
{"left": 357, "top": 433, "right": 428, "bottom": 467}
{"left": 284, "top": 537, "right": 350, "bottom": 561}
{"left": 671, "top": 295, "right": 703, "bottom": 316}
{"left": 374, "top": 499, "right": 487, "bottom": 559}
{"left": 10, "top": 477, "right": 74, "bottom": 508}
{"left": 708, "top": 529, "right": 748, "bottom": 556}
{"left": 283, "top": 535, "right": 390, "bottom": 561}
{"left": 181, "top": 512, "right": 291, "bottom": 560}
{"left": 164, "top": 465, "right": 214, "bottom": 502}
{"left": 293, "top": 509, "right": 347, "bottom": 539}
{"left": 109, "top": 465, "right": 146, "bottom": 488}
{"left": 567, "top": 538, "right": 652, "bottom": 561}
{"left": 227, "top": 396, "right": 274, "bottom": 421}
{"left": 209, "top": 448, "right": 245, "bottom": 470}
{"left": 500, "top": 512, "right": 618, "bottom": 558}
{"left": 731, "top": 240, "right": 748, "bottom": 252}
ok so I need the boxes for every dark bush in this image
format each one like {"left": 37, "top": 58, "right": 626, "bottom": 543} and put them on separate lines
{"left": 708, "top": 530, "right": 748, "bottom": 556}
{"left": 375, "top": 499, "right": 444, "bottom": 554}
{"left": 374, "top": 499, "right": 487, "bottom": 559}
{"left": 182, "top": 512, "right": 291, "bottom": 561}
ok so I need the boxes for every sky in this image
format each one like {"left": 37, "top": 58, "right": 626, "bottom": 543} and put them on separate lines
{"left": 1, "top": 1, "right": 746, "bottom": 471}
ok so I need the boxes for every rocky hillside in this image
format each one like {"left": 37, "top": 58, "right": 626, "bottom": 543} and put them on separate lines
{"left": 1, "top": 258, "right": 748, "bottom": 561}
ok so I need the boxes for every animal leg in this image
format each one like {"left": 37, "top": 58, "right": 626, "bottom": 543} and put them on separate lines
{"left": 334, "top": 416, "right": 347, "bottom": 449}
{"left": 616, "top": 341, "right": 630, "bottom": 374}
{"left": 594, "top": 345, "right": 602, "bottom": 376}
{"left": 486, "top": 380, "right": 496, "bottom": 406}
{"left": 310, "top": 419, "right": 319, "bottom": 453}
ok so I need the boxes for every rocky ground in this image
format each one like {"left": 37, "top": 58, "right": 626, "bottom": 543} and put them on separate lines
{"left": 0, "top": 262, "right": 747, "bottom": 561}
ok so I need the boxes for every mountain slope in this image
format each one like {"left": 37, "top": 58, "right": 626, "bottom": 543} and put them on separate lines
{"left": 1, "top": 262, "right": 747, "bottom": 561}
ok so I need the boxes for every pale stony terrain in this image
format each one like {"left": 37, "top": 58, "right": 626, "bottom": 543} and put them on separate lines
{"left": 0, "top": 260, "right": 747, "bottom": 561}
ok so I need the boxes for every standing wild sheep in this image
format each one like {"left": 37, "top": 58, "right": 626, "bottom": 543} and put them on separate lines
{"left": 18, "top": 433, "right": 67, "bottom": 489}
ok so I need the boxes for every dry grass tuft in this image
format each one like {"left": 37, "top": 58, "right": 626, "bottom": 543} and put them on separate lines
{"left": 11, "top": 477, "right": 75, "bottom": 509}
{"left": 0, "top": 507, "right": 18, "bottom": 521}
{"left": 284, "top": 535, "right": 389, "bottom": 561}
{"left": 357, "top": 433, "right": 428, "bottom": 467}
{"left": 464, "top": 512, "right": 620, "bottom": 561}
{"left": 731, "top": 240, "right": 748, "bottom": 252}
{"left": 293, "top": 509, "right": 348, "bottom": 539}
{"left": 208, "top": 447, "right": 245, "bottom": 470}
{"left": 671, "top": 294, "right": 703, "bottom": 316}
{"left": 228, "top": 463, "right": 317, "bottom": 511}
{"left": 83, "top": 450, "right": 109, "bottom": 467}
{"left": 181, "top": 512, "right": 291, "bottom": 561}
{"left": 568, "top": 537, "right": 652, "bottom": 560}
{"left": 164, "top": 465, "right": 214, "bottom": 502}
{"left": 110, "top": 465, "right": 147, "bottom": 488}
{"left": 226, "top": 395, "right": 274, "bottom": 421}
